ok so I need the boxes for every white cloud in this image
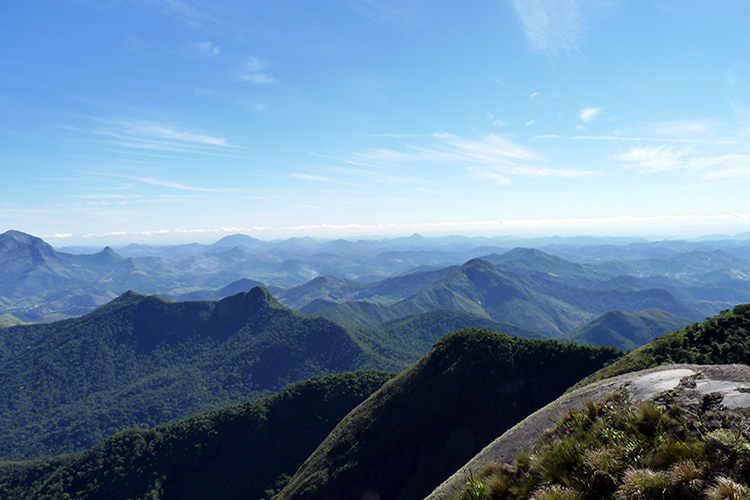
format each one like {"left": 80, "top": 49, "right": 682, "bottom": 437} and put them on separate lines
{"left": 241, "top": 57, "right": 275, "bottom": 84}
{"left": 525, "top": 120, "right": 536, "bottom": 126}
{"left": 246, "top": 57, "right": 264, "bottom": 72}
{"left": 530, "top": 92, "right": 541, "bottom": 100}
{"left": 614, "top": 145, "right": 688, "bottom": 173}
{"left": 137, "top": 0, "right": 213, "bottom": 28}
{"left": 614, "top": 144, "right": 750, "bottom": 179}
{"left": 290, "top": 173, "right": 346, "bottom": 184}
{"left": 132, "top": 176, "right": 224, "bottom": 192}
{"left": 241, "top": 74, "right": 275, "bottom": 84}
{"left": 89, "top": 118, "right": 239, "bottom": 158}
{"left": 190, "top": 41, "right": 219, "bottom": 57}
{"left": 510, "top": 0, "right": 617, "bottom": 56}
{"left": 341, "top": 132, "right": 593, "bottom": 186}
{"left": 579, "top": 107, "right": 601, "bottom": 123}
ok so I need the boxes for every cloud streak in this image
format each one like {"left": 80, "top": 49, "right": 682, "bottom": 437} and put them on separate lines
{"left": 88, "top": 119, "right": 239, "bottom": 158}
{"left": 510, "top": 0, "right": 616, "bottom": 56}
{"left": 344, "top": 132, "right": 593, "bottom": 185}
{"left": 136, "top": 0, "right": 214, "bottom": 28}
{"left": 613, "top": 144, "right": 750, "bottom": 179}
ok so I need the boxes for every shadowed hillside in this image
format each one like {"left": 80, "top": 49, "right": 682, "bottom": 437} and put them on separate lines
{"left": 0, "top": 287, "right": 403, "bottom": 460}
{"left": 560, "top": 308, "right": 691, "bottom": 350}
{"left": 0, "top": 371, "right": 394, "bottom": 500}
{"left": 277, "top": 328, "right": 621, "bottom": 500}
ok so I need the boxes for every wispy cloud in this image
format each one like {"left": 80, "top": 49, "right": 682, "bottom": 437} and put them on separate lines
{"left": 290, "top": 173, "right": 347, "bottom": 184}
{"left": 240, "top": 57, "right": 275, "bottom": 84}
{"left": 189, "top": 41, "right": 220, "bottom": 57}
{"left": 613, "top": 144, "right": 750, "bottom": 179}
{"left": 136, "top": 0, "right": 214, "bottom": 28}
{"left": 241, "top": 74, "right": 276, "bottom": 84}
{"left": 89, "top": 119, "right": 238, "bottom": 157}
{"left": 347, "top": 0, "right": 424, "bottom": 30}
{"left": 510, "top": 0, "right": 617, "bottom": 56}
{"left": 579, "top": 107, "right": 601, "bottom": 123}
{"left": 133, "top": 176, "right": 225, "bottom": 192}
{"left": 340, "top": 132, "right": 593, "bottom": 185}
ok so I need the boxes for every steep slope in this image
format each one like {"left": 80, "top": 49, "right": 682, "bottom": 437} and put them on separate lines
{"left": 276, "top": 328, "right": 621, "bottom": 500}
{"left": 0, "top": 371, "right": 394, "bottom": 500}
{"left": 432, "top": 364, "right": 750, "bottom": 500}
{"left": 0, "top": 287, "right": 402, "bottom": 460}
{"left": 575, "top": 302, "right": 750, "bottom": 389}
{"left": 560, "top": 308, "right": 691, "bottom": 350}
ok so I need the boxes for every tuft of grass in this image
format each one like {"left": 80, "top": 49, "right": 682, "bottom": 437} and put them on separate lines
{"left": 615, "top": 468, "right": 669, "bottom": 500}
{"left": 705, "top": 476, "right": 749, "bottom": 500}
{"left": 451, "top": 391, "right": 750, "bottom": 500}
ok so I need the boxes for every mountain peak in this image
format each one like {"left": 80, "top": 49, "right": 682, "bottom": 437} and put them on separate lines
{"left": 91, "top": 246, "right": 123, "bottom": 263}
{"left": 0, "top": 230, "right": 57, "bottom": 266}
{"left": 213, "top": 286, "right": 280, "bottom": 327}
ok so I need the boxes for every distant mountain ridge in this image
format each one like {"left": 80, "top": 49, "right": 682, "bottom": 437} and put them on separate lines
{"left": 561, "top": 308, "right": 691, "bottom": 350}
{"left": 312, "top": 258, "right": 702, "bottom": 336}
{"left": 4, "top": 230, "right": 750, "bottom": 328}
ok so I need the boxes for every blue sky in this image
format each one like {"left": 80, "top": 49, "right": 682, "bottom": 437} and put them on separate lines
{"left": 2, "top": 0, "right": 750, "bottom": 245}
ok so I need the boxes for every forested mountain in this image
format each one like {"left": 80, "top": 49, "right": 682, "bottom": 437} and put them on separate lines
{"left": 5, "top": 302, "right": 750, "bottom": 499}
{"left": 0, "top": 287, "right": 406, "bottom": 460}
{"left": 560, "top": 308, "right": 691, "bottom": 350}
{"left": 0, "top": 371, "right": 394, "bottom": 500}
{"left": 312, "top": 258, "right": 702, "bottom": 336}
{"left": 575, "top": 302, "right": 750, "bottom": 388}
{"left": 276, "top": 330, "right": 621, "bottom": 500}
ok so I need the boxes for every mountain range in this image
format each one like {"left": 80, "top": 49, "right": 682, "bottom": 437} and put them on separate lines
{"left": 4, "top": 303, "right": 750, "bottom": 499}
{"left": 4, "top": 230, "right": 750, "bottom": 325}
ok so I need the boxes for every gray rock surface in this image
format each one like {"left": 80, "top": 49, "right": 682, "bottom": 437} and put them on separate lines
{"left": 424, "top": 363, "right": 750, "bottom": 500}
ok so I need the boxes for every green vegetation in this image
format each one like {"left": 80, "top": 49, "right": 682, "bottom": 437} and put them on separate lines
{"left": 0, "top": 313, "right": 26, "bottom": 328}
{"left": 0, "top": 371, "right": 394, "bottom": 500}
{"left": 560, "top": 309, "right": 690, "bottom": 351}
{"left": 314, "top": 258, "right": 702, "bottom": 337}
{"left": 451, "top": 392, "right": 750, "bottom": 500}
{"left": 277, "top": 328, "right": 621, "bottom": 500}
{"left": 0, "top": 288, "right": 406, "bottom": 460}
{"left": 576, "top": 303, "right": 750, "bottom": 389}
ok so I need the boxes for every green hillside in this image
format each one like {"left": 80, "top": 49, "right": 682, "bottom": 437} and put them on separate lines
{"left": 277, "top": 328, "right": 621, "bottom": 500}
{"left": 0, "top": 371, "right": 394, "bottom": 500}
{"left": 560, "top": 308, "right": 691, "bottom": 351}
{"left": 313, "top": 258, "right": 701, "bottom": 336}
{"left": 0, "top": 287, "right": 404, "bottom": 460}
{"left": 576, "top": 303, "right": 750, "bottom": 389}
